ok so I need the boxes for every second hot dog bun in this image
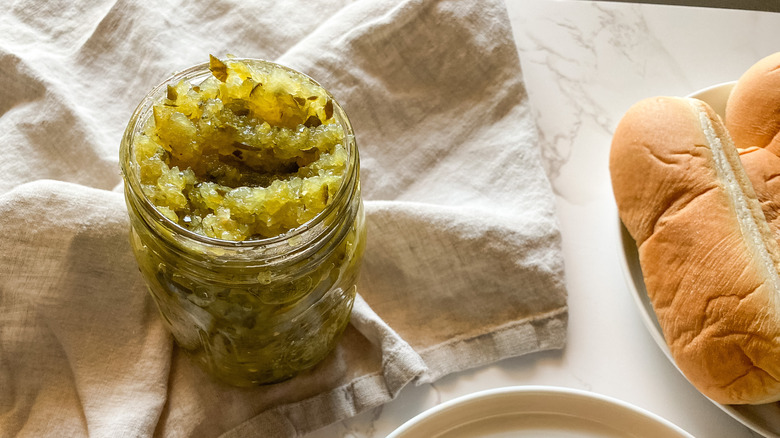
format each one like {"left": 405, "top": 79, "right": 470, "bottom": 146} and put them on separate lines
{"left": 740, "top": 146, "right": 780, "bottom": 243}
{"left": 611, "top": 96, "right": 780, "bottom": 405}
{"left": 725, "top": 52, "right": 780, "bottom": 155}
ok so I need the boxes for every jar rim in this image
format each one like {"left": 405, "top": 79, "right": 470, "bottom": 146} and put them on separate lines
{"left": 119, "top": 57, "right": 359, "bottom": 250}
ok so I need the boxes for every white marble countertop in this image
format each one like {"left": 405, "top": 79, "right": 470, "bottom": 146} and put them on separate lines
{"left": 309, "top": 2, "right": 780, "bottom": 437}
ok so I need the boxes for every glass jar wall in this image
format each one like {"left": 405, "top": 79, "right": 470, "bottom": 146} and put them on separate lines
{"left": 119, "top": 58, "right": 365, "bottom": 386}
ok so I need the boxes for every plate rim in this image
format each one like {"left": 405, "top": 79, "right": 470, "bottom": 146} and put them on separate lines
{"left": 386, "top": 385, "right": 694, "bottom": 438}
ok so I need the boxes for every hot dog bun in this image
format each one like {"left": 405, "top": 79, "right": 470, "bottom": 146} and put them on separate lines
{"left": 727, "top": 52, "right": 780, "bottom": 245}
{"left": 610, "top": 96, "right": 780, "bottom": 405}
{"left": 726, "top": 52, "right": 780, "bottom": 155}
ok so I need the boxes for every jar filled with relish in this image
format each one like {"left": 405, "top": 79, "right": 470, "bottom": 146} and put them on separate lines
{"left": 119, "top": 56, "right": 365, "bottom": 386}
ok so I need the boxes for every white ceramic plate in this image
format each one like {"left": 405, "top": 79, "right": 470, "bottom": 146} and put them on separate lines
{"left": 386, "top": 386, "right": 693, "bottom": 438}
{"left": 617, "top": 80, "right": 780, "bottom": 438}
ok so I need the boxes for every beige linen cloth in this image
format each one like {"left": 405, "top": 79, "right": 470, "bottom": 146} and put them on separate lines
{"left": 0, "top": 0, "right": 567, "bottom": 437}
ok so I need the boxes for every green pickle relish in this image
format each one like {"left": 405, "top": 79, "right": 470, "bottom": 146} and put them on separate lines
{"left": 120, "top": 56, "right": 365, "bottom": 386}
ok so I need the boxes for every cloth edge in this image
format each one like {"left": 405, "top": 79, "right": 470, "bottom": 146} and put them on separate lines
{"left": 416, "top": 305, "right": 568, "bottom": 384}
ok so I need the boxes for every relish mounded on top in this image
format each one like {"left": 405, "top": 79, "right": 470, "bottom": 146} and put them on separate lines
{"left": 132, "top": 55, "right": 347, "bottom": 241}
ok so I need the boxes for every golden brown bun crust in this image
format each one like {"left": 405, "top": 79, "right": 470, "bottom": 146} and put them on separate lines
{"left": 611, "top": 96, "right": 780, "bottom": 405}
{"left": 726, "top": 52, "right": 780, "bottom": 155}
{"left": 740, "top": 146, "right": 780, "bottom": 238}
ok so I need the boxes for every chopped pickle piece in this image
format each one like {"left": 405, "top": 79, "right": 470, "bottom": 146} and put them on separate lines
{"left": 132, "top": 56, "right": 347, "bottom": 241}
{"left": 209, "top": 54, "right": 229, "bottom": 82}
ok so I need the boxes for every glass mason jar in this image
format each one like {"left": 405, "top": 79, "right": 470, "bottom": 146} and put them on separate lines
{"left": 119, "top": 59, "right": 366, "bottom": 387}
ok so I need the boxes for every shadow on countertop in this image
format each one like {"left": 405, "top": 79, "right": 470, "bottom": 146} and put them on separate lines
{"left": 600, "top": 0, "right": 779, "bottom": 12}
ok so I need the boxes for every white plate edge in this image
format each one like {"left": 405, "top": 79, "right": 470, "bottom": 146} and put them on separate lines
{"left": 386, "top": 385, "right": 694, "bottom": 438}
